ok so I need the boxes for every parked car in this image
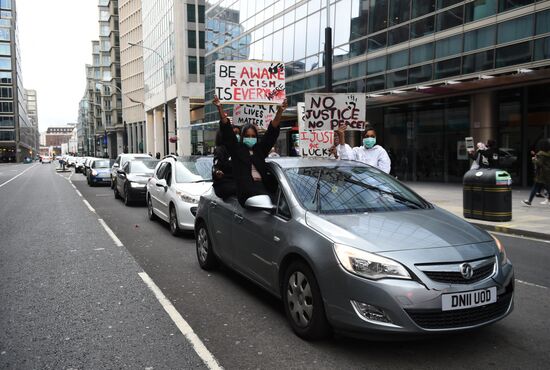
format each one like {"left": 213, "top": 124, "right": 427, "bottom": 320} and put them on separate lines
{"left": 41, "top": 156, "right": 51, "bottom": 164}
{"left": 75, "top": 157, "right": 87, "bottom": 173}
{"left": 111, "top": 153, "right": 152, "bottom": 189}
{"left": 66, "top": 156, "right": 76, "bottom": 167}
{"left": 147, "top": 155, "right": 213, "bottom": 235}
{"left": 83, "top": 157, "right": 96, "bottom": 176}
{"left": 87, "top": 158, "right": 112, "bottom": 186}
{"left": 194, "top": 157, "right": 514, "bottom": 340}
{"left": 114, "top": 159, "right": 159, "bottom": 205}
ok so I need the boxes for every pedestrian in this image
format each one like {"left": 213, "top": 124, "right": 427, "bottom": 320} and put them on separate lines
{"left": 523, "top": 139, "right": 550, "bottom": 206}
{"left": 213, "top": 95, "right": 287, "bottom": 207}
{"left": 335, "top": 124, "right": 391, "bottom": 174}
{"left": 155, "top": 152, "right": 161, "bottom": 159}
{"left": 148, "top": 152, "right": 152, "bottom": 157}
{"left": 480, "top": 139, "right": 500, "bottom": 168}
{"left": 211, "top": 125, "right": 241, "bottom": 199}
{"left": 468, "top": 142, "right": 487, "bottom": 170}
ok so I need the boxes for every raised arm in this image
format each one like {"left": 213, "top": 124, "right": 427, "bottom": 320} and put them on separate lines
{"left": 257, "top": 99, "right": 287, "bottom": 157}
{"left": 214, "top": 95, "right": 238, "bottom": 155}
{"left": 213, "top": 95, "right": 230, "bottom": 125}
{"left": 269, "top": 99, "right": 288, "bottom": 128}
{"left": 335, "top": 124, "right": 355, "bottom": 160}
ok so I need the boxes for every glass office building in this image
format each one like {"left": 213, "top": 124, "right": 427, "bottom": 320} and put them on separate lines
{"left": 204, "top": 0, "right": 550, "bottom": 184}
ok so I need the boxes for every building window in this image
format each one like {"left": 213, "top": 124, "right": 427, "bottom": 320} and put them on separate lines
{"left": 408, "top": 64, "right": 433, "bottom": 84}
{"left": 410, "top": 43, "right": 434, "bottom": 64}
{"left": 412, "top": 0, "right": 436, "bottom": 18}
{"left": 368, "top": 32, "right": 387, "bottom": 51}
{"left": 462, "top": 50, "right": 495, "bottom": 73}
{"left": 436, "top": 6, "right": 464, "bottom": 31}
{"left": 495, "top": 41, "right": 532, "bottom": 67}
{"left": 535, "top": 10, "right": 550, "bottom": 35}
{"left": 366, "top": 75, "right": 386, "bottom": 92}
{"left": 0, "top": 0, "right": 12, "bottom": 10}
{"left": 435, "top": 35, "right": 462, "bottom": 59}
{"left": 435, "top": 57, "right": 461, "bottom": 79}
{"left": 497, "top": 15, "right": 533, "bottom": 44}
{"left": 0, "top": 129, "right": 14, "bottom": 140}
{"left": 0, "top": 27, "right": 9, "bottom": 41}
{"left": 389, "top": 0, "right": 410, "bottom": 26}
{"left": 464, "top": 25, "right": 495, "bottom": 52}
{"left": 388, "top": 25, "right": 409, "bottom": 46}
{"left": 0, "top": 42, "right": 9, "bottom": 56}
{"left": 386, "top": 69, "right": 408, "bottom": 88}
{"left": 388, "top": 50, "right": 409, "bottom": 70}
{"left": 411, "top": 16, "right": 435, "bottom": 39}
{"left": 368, "top": 56, "right": 386, "bottom": 74}
{"left": 0, "top": 86, "right": 11, "bottom": 98}
{"left": 465, "top": 0, "right": 497, "bottom": 23}
{"left": 534, "top": 36, "right": 550, "bottom": 61}
{"left": 188, "top": 30, "right": 196, "bottom": 48}
{"left": 369, "top": 0, "right": 389, "bottom": 33}
{"left": 188, "top": 56, "right": 197, "bottom": 74}
{"left": 498, "top": 0, "right": 533, "bottom": 13}
{"left": 0, "top": 115, "right": 13, "bottom": 126}
{"left": 187, "top": 4, "right": 196, "bottom": 22}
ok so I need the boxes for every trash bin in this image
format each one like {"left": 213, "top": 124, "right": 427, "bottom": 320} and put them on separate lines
{"left": 463, "top": 169, "right": 512, "bottom": 222}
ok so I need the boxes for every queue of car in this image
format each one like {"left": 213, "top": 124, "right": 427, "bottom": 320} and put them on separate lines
{"left": 62, "top": 153, "right": 514, "bottom": 341}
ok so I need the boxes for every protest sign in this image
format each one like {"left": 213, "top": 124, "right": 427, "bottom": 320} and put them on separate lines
{"left": 233, "top": 104, "right": 277, "bottom": 129}
{"left": 304, "top": 93, "right": 366, "bottom": 131}
{"left": 299, "top": 130, "right": 334, "bottom": 157}
{"left": 297, "top": 102, "right": 306, "bottom": 131}
{"left": 215, "top": 60, "right": 286, "bottom": 104}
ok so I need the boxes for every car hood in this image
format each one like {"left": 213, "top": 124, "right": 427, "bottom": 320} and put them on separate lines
{"left": 94, "top": 168, "right": 110, "bottom": 174}
{"left": 174, "top": 181, "right": 213, "bottom": 196}
{"left": 127, "top": 173, "right": 153, "bottom": 183}
{"left": 305, "top": 207, "right": 492, "bottom": 253}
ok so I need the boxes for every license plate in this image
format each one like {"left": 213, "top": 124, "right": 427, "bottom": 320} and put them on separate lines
{"left": 442, "top": 287, "right": 497, "bottom": 311}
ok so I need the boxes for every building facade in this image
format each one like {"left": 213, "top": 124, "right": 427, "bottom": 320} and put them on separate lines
{"left": 0, "top": 0, "right": 36, "bottom": 162}
{"left": 24, "top": 88, "right": 39, "bottom": 156}
{"left": 119, "top": 0, "right": 146, "bottom": 154}
{"left": 45, "top": 126, "right": 75, "bottom": 156}
{"left": 205, "top": 0, "right": 550, "bottom": 185}
{"left": 139, "top": 0, "right": 205, "bottom": 156}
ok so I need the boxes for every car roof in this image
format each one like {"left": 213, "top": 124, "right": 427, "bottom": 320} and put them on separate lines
{"left": 266, "top": 157, "right": 366, "bottom": 169}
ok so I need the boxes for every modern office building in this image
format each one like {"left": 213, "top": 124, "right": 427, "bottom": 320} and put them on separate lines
{"left": 24, "top": 88, "right": 39, "bottom": 156}
{"left": 119, "top": 0, "right": 146, "bottom": 154}
{"left": 204, "top": 0, "right": 550, "bottom": 185}
{"left": 0, "top": 0, "right": 35, "bottom": 162}
{"left": 137, "top": 0, "right": 206, "bottom": 156}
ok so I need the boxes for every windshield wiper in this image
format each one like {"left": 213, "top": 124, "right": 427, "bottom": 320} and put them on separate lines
{"left": 343, "top": 178, "right": 425, "bottom": 209}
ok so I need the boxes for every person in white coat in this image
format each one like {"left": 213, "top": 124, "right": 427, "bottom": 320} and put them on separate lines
{"left": 334, "top": 124, "right": 391, "bottom": 174}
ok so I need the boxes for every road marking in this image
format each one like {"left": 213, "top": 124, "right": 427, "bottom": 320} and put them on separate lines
{"left": 75, "top": 190, "right": 82, "bottom": 197}
{"left": 94, "top": 248, "right": 105, "bottom": 251}
{"left": 0, "top": 163, "right": 38, "bottom": 189}
{"left": 490, "top": 231, "right": 550, "bottom": 244}
{"left": 82, "top": 199, "right": 96, "bottom": 213}
{"left": 138, "top": 272, "right": 223, "bottom": 370}
{"left": 516, "top": 279, "right": 548, "bottom": 290}
{"left": 97, "top": 218, "right": 123, "bottom": 247}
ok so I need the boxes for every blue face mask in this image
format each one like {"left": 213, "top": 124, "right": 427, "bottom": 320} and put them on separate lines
{"left": 243, "top": 137, "right": 257, "bottom": 148}
{"left": 363, "top": 137, "right": 376, "bottom": 149}
{"left": 235, "top": 134, "right": 241, "bottom": 142}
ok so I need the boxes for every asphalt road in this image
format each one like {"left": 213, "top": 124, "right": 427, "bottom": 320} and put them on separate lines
{"left": 2, "top": 163, "right": 550, "bottom": 369}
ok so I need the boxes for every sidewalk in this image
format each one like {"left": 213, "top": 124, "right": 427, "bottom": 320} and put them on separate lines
{"left": 405, "top": 182, "right": 550, "bottom": 241}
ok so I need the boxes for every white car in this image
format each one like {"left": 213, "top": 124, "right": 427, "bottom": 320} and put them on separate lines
{"left": 111, "top": 153, "right": 152, "bottom": 188}
{"left": 41, "top": 156, "right": 51, "bottom": 164}
{"left": 147, "top": 155, "right": 213, "bottom": 235}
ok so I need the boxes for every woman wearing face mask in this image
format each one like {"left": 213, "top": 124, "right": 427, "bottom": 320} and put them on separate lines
{"left": 335, "top": 124, "right": 391, "bottom": 173}
{"left": 213, "top": 95, "right": 288, "bottom": 207}
{"left": 211, "top": 125, "right": 241, "bottom": 199}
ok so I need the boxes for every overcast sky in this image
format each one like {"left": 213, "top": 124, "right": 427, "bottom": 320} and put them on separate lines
{"left": 17, "top": 0, "right": 99, "bottom": 132}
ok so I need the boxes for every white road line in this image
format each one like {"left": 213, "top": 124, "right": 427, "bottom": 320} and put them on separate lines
{"left": 0, "top": 163, "right": 38, "bottom": 189}
{"left": 97, "top": 218, "right": 123, "bottom": 247}
{"left": 138, "top": 272, "right": 223, "bottom": 370}
{"left": 515, "top": 279, "right": 548, "bottom": 290}
{"left": 491, "top": 231, "right": 550, "bottom": 244}
{"left": 82, "top": 199, "right": 96, "bottom": 213}
{"left": 75, "top": 190, "right": 82, "bottom": 197}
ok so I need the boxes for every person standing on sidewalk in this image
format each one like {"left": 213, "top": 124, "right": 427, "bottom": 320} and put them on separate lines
{"left": 335, "top": 124, "right": 391, "bottom": 174}
{"left": 523, "top": 140, "right": 550, "bottom": 206}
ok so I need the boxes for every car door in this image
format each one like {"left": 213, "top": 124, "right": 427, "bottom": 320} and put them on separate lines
{"left": 112, "top": 155, "right": 121, "bottom": 181}
{"left": 232, "top": 197, "right": 278, "bottom": 291}
{"left": 156, "top": 161, "right": 173, "bottom": 220}
{"left": 117, "top": 162, "right": 130, "bottom": 195}
{"left": 150, "top": 162, "right": 167, "bottom": 214}
{"left": 208, "top": 196, "right": 239, "bottom": 266}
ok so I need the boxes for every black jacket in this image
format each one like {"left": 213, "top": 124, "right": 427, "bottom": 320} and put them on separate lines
{"left": 220, "top": 120, "right": 279, "bottom": 205}
{"left": 212, "top": 145, "right": 236, "bottom": 199}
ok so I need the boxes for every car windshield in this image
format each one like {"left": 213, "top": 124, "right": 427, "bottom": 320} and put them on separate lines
{"left": 175, "top": 158, "right": 213, "bottom": 183}
{"left": 284, "top": 166, "right": 430, "bottom": 214}
{"left": 129, "top": 160, "right": 158, "bottom": 174}
{"left": 93, "top": 160, "right": 110, "bottom": 169}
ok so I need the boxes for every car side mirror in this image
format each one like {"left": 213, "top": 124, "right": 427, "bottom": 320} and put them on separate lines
{"left": 244, "top": 195, "right": 276, "bottom": 212}
{"left": 156, "top": 179, "right": 168, "bottom": 191}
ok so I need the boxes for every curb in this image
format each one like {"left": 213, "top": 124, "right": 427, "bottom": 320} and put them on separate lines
{"left": 469, "top": 222, "right": 550, "bottom": 241}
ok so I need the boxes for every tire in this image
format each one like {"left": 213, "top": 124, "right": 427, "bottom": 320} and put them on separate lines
{"left": 147, "top": 196, "right": 157, "bottom": 221}
{"left": 195, "top": 222, "right": 218, "bottom": 270}
{"left": 124, "top": 185, "right": 132, "bottom": 206}
{"left": 110, "top": 176, "right": 115, "bottom": 189}
{"left": 114, "top": 183, "right": 121, "bottom": 199}
{"left": 282, "top": 260, "right": 331, "bottom": 340}
{"left": 169, "top": 204, "right": 180, "bottom": 236}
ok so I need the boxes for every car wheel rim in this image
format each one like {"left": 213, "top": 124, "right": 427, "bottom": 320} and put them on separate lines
{"left": 170, "top": 208, "right": 177, "bottom": 232}
{"left": 197, "top": 227, "right": 208, "bottom": 263}
{"left": 148, "top": 198, "right": 153, "bottom": 217}
{"left": 287, "top": 271, "right": 313, "bottom": 328}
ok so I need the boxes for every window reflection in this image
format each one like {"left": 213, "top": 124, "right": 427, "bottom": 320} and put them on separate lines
{"left": 411, "top": 16, "right": 435, "bottom": 39}
{"left": 408, "top": 64, "right": 433, "bottom": 84}
{"left": 436, "top": 6, "right": 464, "bottom": 31}
{"left": 435, "top": 57, "right": 461, "bottom": 78}
{"left": 410, "top": 43, "right": 434, "bottom": 64}
{"left": 435, "top": 35, "right": 462, "bottom": 59}
{"left": 465, "top": 0, "right": 497, "bottom": 23}
{"left": 462, "top": 50, "right": 494, "bottom": 73}
{"left": 368, "top": 32, "right": 387, "bottom": 51}
{"left": 388, "top": 25, "right": 409, "bottom": 46}
{"left": 497, "top": 15, "right": 533, "bottom": 44}
{"left": 464, "top": 25, "right": 495, "bottom": 52}
{"left": 369, "top": 0, "right": 388, "bottom": 33}
{"left": 495, "top": 41, "right": 532, "bottom": 68}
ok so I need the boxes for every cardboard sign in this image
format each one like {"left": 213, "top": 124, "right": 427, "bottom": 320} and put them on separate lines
{"left": 233, "top": 104, "right": 276, "bottom": 129}
{"left": 215, "top": 60, "right": 286, "bottom": 104}
{"left": 297, "top": 102, "right": 306, "bottom": 131}
{"left": 299, "top": 130, "right": 334, "bottom": 157}
{"left": 304, "top": 93, "right": 366, "bottom": 131}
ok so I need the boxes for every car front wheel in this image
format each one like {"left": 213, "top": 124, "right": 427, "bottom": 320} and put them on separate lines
{"left": 147, "top": 196, "right": 157, "bottom": 221}
{"left": 282, "top": 260, "right": 331, "bottom": 340}
{"left": 169, "top": 205, "right": 180, "bottom": 235}
{"left": 124, "top": 185, "right": 132, "bottom": 206}
{"left": 196, "top": 222, "right": 218, "bottom": 270}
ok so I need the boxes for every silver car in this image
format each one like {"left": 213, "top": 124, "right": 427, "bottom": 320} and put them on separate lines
{"left": 194, "top": 158, "right": 514, "bottom": 340}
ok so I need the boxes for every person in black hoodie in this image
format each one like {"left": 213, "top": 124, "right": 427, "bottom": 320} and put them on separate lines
{"left": 212, "top": 125, "right": 241, "bottom": 199}
{"left": 213, "top": 95, "right": 287, "bottom": 207}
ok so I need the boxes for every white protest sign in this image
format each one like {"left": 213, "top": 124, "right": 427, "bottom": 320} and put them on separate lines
{"left": 215, "top": 60, "right": 286, "bottom": 104}
{"left": 297, "top": 102, "right": 306, "bottom": 131}
{"left": 233, "top": 104, "right": 277, "bottom": 129}
{"left": 304, "top": 93, "right": 366, "bottom": 131}
{"left": 299, "top": 130, "right": 334, "bottom": 158}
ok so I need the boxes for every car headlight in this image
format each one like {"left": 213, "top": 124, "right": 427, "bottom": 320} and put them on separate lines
{"left": 130, "top": 182, "right": 146, "bottom": 188}
{"left": 91, "top": 170, "right": 98, "bottom": 176}
{"left": 176, "top": 191, "right": 199, "bottom": 204}
{"left": 334, "top": 244, "right": 411, "bottom": 280}
{"left": 491, "top": 234, "right": 508, "bottom": 266}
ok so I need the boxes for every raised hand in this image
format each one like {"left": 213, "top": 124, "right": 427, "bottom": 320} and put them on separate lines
{"left": 278, "top": 98, "right": 288, "bottom": 112}
{"left": 213, "top": 95, "right": 221, "bottom": 107}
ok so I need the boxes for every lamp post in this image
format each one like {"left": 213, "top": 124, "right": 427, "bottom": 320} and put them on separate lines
{"left": 128, "top": 42, "right": 168, "bottom": 156}
{"left": 324, "top": 0, "right": 333, "bottom": 93}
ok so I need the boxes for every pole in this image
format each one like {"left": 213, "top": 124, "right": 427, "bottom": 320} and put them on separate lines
{"left": 324, "top": 0, "right": 333, "bottom": 93}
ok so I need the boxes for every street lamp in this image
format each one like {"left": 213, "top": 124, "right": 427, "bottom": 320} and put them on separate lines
{"left": 128, "top": 41, "right": 169, "bottom": 156}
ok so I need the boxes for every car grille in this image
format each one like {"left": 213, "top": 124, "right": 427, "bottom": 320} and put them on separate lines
{"left": 406, "top": 291, "right": 513, "bottom": 330}
{"left": 423, "top": 262, "right": 495, "bottom": 284}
